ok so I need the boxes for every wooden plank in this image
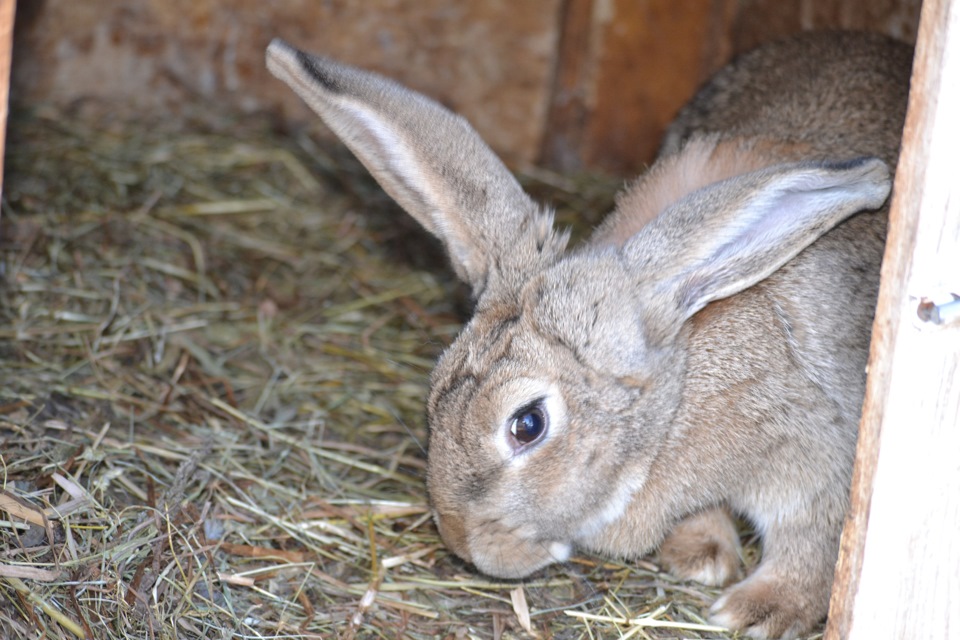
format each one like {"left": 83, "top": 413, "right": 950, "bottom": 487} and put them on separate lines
{"left": 540, "top": 0, "right": 922, "bottom": 175}
{"left": 826, "top": 0, "right": 960, "bottom": 637}
{"left": 0, "top": 0, "right": 15, "bottom": 208}
{"left": 730, "top": 0, "right": 921, "bottom": 51}
{"left": 539, "top": 0, "right": 597, "bottom": 173}
{"left": 7, "top": 0, "right": 562, "bottom": 167}
{"left": 540, "top": 0, "right": 732, "bottom": 174}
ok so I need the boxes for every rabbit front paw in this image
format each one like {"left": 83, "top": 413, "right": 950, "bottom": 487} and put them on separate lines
{"left": 659, "top": 506, "right": 742, "bottom": 587}
{"left": 709, "top": 572, "right": 825, "bottom": 640}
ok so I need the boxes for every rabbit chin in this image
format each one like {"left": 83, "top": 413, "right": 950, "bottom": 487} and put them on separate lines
{"left": 436, "top": 510, "right": 572, "bottom": 578}
{"left": 470, "top": 536, "right": 572, "bottom": 579}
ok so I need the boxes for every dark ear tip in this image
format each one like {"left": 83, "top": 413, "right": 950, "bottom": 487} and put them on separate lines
{"left": 266, "top": 38, "right": 344, "bottom": 95}
{"left": 819, "top": 156, "right": 891, "bottom": 196}
{"left": 823, "top": 156, "right": 888, "bottom": 173}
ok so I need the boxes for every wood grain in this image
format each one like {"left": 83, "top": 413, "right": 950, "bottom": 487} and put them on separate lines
{"left": 826, "top": 0, "right": 960, "bottom": 637}
{"left": 540, "top": 0, "right": 921, "bottom": 174}
{"left": 0, "top": 0, "right": 15, "bottom": 207}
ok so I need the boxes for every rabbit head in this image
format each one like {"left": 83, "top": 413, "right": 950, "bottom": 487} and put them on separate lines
{"left": 267, "top": 32, "right": 906, "bottom": 638}
{"left": 422, "top": 147, "right": 888, "bottom": 578}
{"left": 424, "top": 253, "right": 680, "bottom": 577}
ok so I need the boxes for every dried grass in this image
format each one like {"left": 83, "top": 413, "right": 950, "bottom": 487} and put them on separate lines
{"left": 0, "top": 107, "right": 804, "bottom": 639}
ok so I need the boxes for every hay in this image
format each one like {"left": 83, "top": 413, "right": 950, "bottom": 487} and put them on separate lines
{"left": 0, "top": 107, "right": 792, "bottom": 639}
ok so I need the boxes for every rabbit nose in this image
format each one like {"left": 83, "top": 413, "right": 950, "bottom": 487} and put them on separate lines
{"left": 434, "top": 510, "right": 472, "bottom": 563}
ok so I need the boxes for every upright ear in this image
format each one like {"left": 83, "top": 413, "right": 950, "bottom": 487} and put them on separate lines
{"left": 266, "top": 39, "right": 566, "bottom": 298}
{"left": 626, "top": 157, "right": 892, "bottom": 342}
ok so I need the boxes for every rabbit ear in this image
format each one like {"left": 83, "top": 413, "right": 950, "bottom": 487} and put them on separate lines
{"left": 628, "top": 157, "right": 891, "bottom": 342}
{"left": 266, "top": 39, "right": 565, "bottom": 297}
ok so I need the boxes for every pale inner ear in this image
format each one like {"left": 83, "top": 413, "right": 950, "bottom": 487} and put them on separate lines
{"left": 267, "top": 42, "right": 562, "bottom": 296}
{"left": 328, "top": 97, "right": 482, "bottom": 281}
{"left": 622, "top": 155, "right": 890, "bottom": 344}
{"left": 334, "top": 98, "right": 446, "bottom": 236}
{"left": 592, "top": 137, "right": 813, "bottom": 249}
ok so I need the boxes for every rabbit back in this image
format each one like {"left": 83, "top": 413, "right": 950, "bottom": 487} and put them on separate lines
{"left": 609, "top": 32, "right": 912, "bottom": 430}
{"left": 661, "top": 31, "right": 913, "bottom": 166}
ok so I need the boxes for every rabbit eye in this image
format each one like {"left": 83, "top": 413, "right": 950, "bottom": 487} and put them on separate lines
{"left": 509, "top": 403, "right": 547, "bottom": 445}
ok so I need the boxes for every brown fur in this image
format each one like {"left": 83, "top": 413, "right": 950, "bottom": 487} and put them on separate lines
{"left": 593, "top": 137, "right": 812, "bottom": 248}
{"left": 267, "top": 31, "right": 913, "bottom": 639}
{"left": 659, "top": 506, "right": 743, "bottom": 586}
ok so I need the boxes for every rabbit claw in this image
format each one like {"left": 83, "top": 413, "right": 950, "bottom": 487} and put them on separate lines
{"left": 709, "top": 572, "right": 824, "bottom": 640}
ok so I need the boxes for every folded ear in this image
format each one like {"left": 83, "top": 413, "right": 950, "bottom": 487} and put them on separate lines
{"left": 626, "top": 157, "right": 892, "bottom": 342}
{"left": 266, "top": 39, "right": 567, "bottom": 298}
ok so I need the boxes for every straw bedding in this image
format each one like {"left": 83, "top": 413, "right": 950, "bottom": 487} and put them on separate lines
{"left": 0, "top": 108, "right": 789, "bottom": 639}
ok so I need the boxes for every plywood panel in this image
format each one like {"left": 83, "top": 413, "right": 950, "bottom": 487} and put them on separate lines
{"left": 10, "top": 0, "right": 925, "bottom": 173}
{"left": 731, "top": 0, "right": 921, "bottom": 53}
{"left": 826, "top": 0, "right": 960, "bottom": 637}
{"left": 10, "top": 0, "right": 561, "bottom": 166}
{"left": 540, "top": 0, "right": 735, "bottom": 174}
{"left": 0, "top": 0, "right": 13, "bottom": 206}
{"left": 540, "top": 0, "right": 922, "bottom": 174}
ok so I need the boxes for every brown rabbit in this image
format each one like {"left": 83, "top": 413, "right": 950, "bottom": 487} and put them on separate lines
{"left": 266, "top": 31, "right": 912, "bottom": 639}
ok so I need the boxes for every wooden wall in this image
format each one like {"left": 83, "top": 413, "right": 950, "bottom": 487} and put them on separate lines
{"left": 0, "top": 0, "right": 12, "bottom": 203}
{"left": 544, "top": 0, "right": 923, "bottom": 173}
{"left": 10, "top": 0, "right": 563, "bottom": 169}
{"left": 10, "top": 0, "right": 922, "bottom": 174}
